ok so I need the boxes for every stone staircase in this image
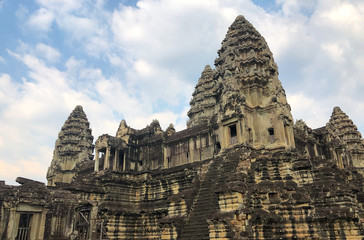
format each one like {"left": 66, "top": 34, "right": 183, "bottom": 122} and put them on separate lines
{"left": 179, "top": 157, "right": 221, "bottom": 239}
{"left": 180, "top": 148, "right": 244, "bottom": 239}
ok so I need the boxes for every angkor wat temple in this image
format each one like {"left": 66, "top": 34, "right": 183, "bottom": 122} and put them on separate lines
{"left": 2, "top": 15, "right": 364, "bottom": 240}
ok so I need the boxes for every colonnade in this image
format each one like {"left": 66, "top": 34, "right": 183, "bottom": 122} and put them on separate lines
{"left": 94, "top": 147, "right": 126, "bottom": 172}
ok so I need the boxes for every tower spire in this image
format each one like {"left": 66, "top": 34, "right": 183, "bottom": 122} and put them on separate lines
{"left": 326, "top": 106, "right": 364, "bottom": 168}
{"left": 187, "top": 15, "right": 295, "bottom": 149}
{"left": 187, "top": 65, "right": 218, "bottom": 128}
{"left": 47, "top": 105, "right": 94, "bottom": 186}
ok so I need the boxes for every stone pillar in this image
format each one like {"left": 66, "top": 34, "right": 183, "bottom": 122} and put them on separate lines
{"left": 189, "top": 138, "right": 195, "bottom": 162}
{"left": 222, "top": 125, "right": 229, "bottom": 149}
{"left": 304, "top": 144, "right": 309, "bottom": 157}
{"left": 113, "top": 149, "right": 118, "bottom": 171}
{"left": 6, "top": 208, "right": 17, "bottom": 240}
{"left": 95, "top": 149, "right": 99, "bottom": 172}
{"left": 199, "top": 136, "right": 202, "bottom": 161}
{"left": 314, "top": 144, "right": 319, "bottom": 157}
{"left": 332, "top": 148, "right": 338, "bottom": 161}
{"left": 104, "top": 147, "right": 111, "bottom": 170}
{"left": 289, "top": 127, "right": 295, "bottom": 148}
{"left": 238, "top": 121, "right": 243, "bottom": 144}
{"left": 89, "top": 205, "right": 98, "bottom": 240}
{"left": 122, "top": 152, "right": 126, "bottom": 171}
{"left": 284, "top": 125, "right": 290, "bottom": 146}
{"left": 29, "top": 213, "right": 41, "bottom": 240}
{"left": 37, "top": 210, "right": 47, "bottom": 240}
{"left": 164, "top": 147, "right": 168, "bottom": 169}
{"left": 278, "top": 122, "right": 286, "bottom": 146}
{"left": 337, "top": 149, "right": 344, "bottom": 169}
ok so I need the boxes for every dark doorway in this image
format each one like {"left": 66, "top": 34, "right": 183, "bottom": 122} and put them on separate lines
{"left": 77, "top": 207, "right": 90, "bottom": 240}
{"left": 229, "top": 124, "right": 238, "bottom": 145}
{"left": 16, "top": 213, "right": 32, "bottom": 240}
{"left": 268, "top": 128, "right": 275, "bottom": 143}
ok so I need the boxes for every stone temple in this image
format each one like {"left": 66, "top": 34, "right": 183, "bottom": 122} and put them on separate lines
{"left": 1, "top": 15, "right": 364, "bottom": 240}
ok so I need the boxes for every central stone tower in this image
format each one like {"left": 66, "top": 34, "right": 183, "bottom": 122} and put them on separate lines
{"left": 188, "top": 15, "right": 295, "bottom": 150}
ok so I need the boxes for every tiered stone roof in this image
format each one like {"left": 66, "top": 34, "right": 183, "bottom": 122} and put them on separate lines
{"left": 327, "top": 106, "right": 364, "bottom": 152}
{"left": 187, "top": 15, "right": 293, "bottom": 130}
{"left": 47, "top": 105, "right": 94, "bottom": 185}
{"left": 187, "top": 65, "right": 218, "bottom": 127}
{"left": 215, "top": 15, "right": 277, "bottom": 85}
{"left": 214, "top": 15, "right": 291, "bottom": 117}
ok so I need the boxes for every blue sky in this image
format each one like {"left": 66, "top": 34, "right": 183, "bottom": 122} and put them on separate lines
{"left": 1, "top": 0, "right": 364, "bottom": 185}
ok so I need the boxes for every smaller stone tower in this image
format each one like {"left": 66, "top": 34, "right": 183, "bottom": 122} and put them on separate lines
{"left": 47, "top": 105, "right": 94, "bottom": 186}
{"left": 187, "top": 65, "right": 218, "bottom": 128}
{"left": 326, "top": 106, "right": 364, "bottom": 169}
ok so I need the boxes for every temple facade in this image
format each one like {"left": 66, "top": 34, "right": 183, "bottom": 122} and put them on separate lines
{"left": 1, "top": 15, "right": 364, "bottom": 240}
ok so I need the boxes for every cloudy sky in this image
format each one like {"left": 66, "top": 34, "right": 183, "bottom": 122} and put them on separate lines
{"left": 0, "top": 0, "right": 363, "bottom": 185}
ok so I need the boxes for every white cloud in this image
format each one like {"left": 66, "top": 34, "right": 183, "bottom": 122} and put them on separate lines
{"left": 35, "top": 0, "right": 83, "bottom": 14}
{"left": 0, "top": 160, "right": 22, "bottom": 181}
{"left": 35, "top": 43, "right": 61, "bottom": 62}
{"left": 58, "top": 15, "right": 99, "bottom": 40}
{"left": 0, "top": 74, "right": 19, "bottom": 105}
{"left": 107, "top": 53, "right": 125, "bottom": 67}
{"left": 0, "top": 56, "right": 4, "bottom": 63}
{"left": 314, "top": 1, "right": 364, "bottom": 38}
{"left": 287, "top": 92, "right": 329, "bottom": 129}
{"left": 0, "top": 53, "right": 109, "bottom": 184}
{"left": 28, "top": 7, "right": 55, "bottom": 32}
{"left": 321, "top": 42, "right": 344, "bottom": 63}
{"left": 15, "top": 4, "right": 29, "bottom": 21}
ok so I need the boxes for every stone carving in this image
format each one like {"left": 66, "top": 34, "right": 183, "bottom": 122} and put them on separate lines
{"left": 1, "top": 15, "right": 364, "bottom": 240}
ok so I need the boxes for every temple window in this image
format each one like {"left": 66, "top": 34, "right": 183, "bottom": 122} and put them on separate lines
{"left": 17, "top": 213, "right": 32, "bottom": 240}
{"left": 229, "top": 124, "right": 238, "bottom": 145}
{"left": 216, "top": 141, "right": 221, "bottom": 153}
{"left": 77, "top": 207, "right": 90, "bottom": 239}
{"left": 98, "top": 149, "right": 106, "bottom": 170}
{"left": 268, "top": 128, "right": 275, "bottom": 143}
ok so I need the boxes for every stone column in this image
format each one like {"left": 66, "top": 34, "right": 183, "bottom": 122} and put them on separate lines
{"left": 332, "top": 148, "right": 338, "bottom": 161}
{"left": 104, "top": 147, "right": 111, "bottom": 170}
{"left": 314, "top": 144, "right": 319, "bottom": 157}
{"left": 337, "top": 149, "right": 344, "bottom": 169}
{"left": 284, "top": 125, "right": 290, "bottom": 146}
{"left": 94, "top": 149, "right": 99, "bottom": 172}
{"left": 189, "top": 138, "right": 195, "bottom": 162}
{"left": 37, "top": 210, "right": 47, "bottom": 240}
{"left": 6, "top": 208, "right": 17, "bottom": 240}
{"left": 122, "top": 152, "right": 126, "bottom": 171}
{"left": 113, "top": 149, "right": 118, "bottom": 171}
{"left": 304, "top": 144, "right": 309, "bottom": 157}
{"left": 89, "top": 205, "right": 98, "bottom": 240}
{"left": 290, "top": 127, "right": 295, "bottom": 148}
